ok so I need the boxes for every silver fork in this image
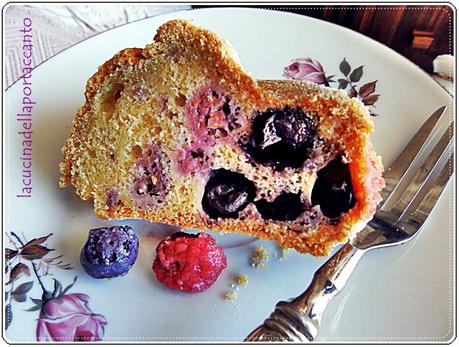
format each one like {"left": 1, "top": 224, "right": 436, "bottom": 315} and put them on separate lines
{"left": 245, "top": 106, "right": 454, "bottom": 342}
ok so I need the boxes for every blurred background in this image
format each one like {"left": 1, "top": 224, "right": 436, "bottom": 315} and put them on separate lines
{"left": 5, "top": 4, "right": 454, "bottom": 90}
{"left": 195, "top": 5, "right": 454, "bottom": 74}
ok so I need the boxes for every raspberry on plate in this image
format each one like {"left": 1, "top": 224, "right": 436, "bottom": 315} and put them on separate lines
{"left": 153, "top": 232, "right": 227, "bottom": 292}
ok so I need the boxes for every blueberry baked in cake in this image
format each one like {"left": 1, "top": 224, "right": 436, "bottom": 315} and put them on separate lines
{"left": 60, "top": 20, "right": 384, "bottom": 256}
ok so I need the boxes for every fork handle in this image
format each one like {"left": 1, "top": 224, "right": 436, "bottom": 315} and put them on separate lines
{"left": 245, "top": 241, "right": 366, "bottom": 342}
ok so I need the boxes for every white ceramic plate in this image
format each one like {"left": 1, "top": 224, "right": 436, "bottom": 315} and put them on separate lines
{"left": 4, "top": 8, "right": 454, "bottom": 343}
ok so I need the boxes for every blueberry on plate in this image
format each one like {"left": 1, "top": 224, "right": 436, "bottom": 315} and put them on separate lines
{"left": 80, "top": 226, "right": 139, "bottom": 279}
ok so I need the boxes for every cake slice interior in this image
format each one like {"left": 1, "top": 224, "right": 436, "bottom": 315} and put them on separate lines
{"left": 60, "top": 20, "right": 384, "bottom": 256}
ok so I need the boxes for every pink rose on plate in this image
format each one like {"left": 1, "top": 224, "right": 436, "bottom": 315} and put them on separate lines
{"left": 284, "top": 58, "right": 326, "bottom": 84}
{"left": 36, "top": 293, "right": 107, "bottom": 342}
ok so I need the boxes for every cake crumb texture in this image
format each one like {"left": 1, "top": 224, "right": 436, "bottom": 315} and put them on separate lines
{"left": 60, "top": 19, "right": 384, "bottom": 256}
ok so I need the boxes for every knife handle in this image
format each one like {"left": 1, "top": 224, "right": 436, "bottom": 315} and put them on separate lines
{"left": 244, "top": 241, "right": 365, "bottom": 342}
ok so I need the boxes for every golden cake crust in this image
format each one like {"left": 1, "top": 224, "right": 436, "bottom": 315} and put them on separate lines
{"left": 60, "top": 20, "right": 384, "bottom": 256}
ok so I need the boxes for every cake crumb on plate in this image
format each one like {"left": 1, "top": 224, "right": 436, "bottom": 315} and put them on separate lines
{"left": 251, "top": 246, "right": 269, "bottom": 269}
{"left": 236, "top": 274, "right": 248, "bottom": 285}
{"left": 224, "top": 291, "right": 238, "bottom": 301}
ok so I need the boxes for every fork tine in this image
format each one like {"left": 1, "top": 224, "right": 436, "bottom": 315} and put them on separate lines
{"left": 399, "top": 153, "right": 453, "bottom": 232}
{"left": 380, "top": 106, "right": 448, "bottom": 205}
{"left": 390, "top": 121, "right": 453, "bottom": 217}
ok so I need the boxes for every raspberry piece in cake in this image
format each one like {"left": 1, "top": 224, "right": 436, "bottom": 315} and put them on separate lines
{"left": 130, "top": 142, "right": 170, "bottom": 209}
{"left": 186, "top": 85, "right": 243, "bottom": 143}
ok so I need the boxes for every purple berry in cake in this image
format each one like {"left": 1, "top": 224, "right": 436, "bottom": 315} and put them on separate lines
{"left": 80, "top": 226, "right": 139, "bottom": 279}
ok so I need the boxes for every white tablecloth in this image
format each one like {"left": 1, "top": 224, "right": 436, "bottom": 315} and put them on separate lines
{"left": 4, "top": 4, "right": 191, "bottom": 88}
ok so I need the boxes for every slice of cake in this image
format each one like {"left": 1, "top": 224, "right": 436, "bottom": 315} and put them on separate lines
{"left": 60, "top": 20, "right": 384, "bottom": 256}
